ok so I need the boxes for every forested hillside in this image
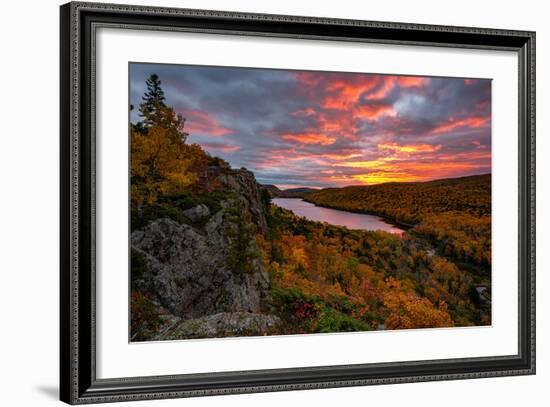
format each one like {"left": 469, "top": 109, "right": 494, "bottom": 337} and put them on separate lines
{"left": 305, "top": 175, "right": 492, "bottom": 268}
{"left": 305, "top": 174, "right": 490, "bottom": 224}
{"left": 259, "top": 205, "right": 489, "bottom": 333}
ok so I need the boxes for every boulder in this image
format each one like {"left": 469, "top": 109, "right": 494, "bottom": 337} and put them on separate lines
{"left": 154, "top": 312, "right": 281, "bottom": 340}
{"left": 182, "top": 203, "right": 210, "bottom": 222}
{"left": 131, "top": 214, "right": 269, "bottom": 319}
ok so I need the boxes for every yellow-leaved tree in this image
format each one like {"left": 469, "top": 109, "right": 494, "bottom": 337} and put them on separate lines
{"left": 130, "top": 122, "right": 195, "bottom": 208}
{"left": 130, "top": 74, "right": 199, "bottom": 208}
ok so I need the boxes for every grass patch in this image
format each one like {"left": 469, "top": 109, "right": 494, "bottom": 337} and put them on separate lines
{"left": 315, "top": 307, "right": 370, "bottom": 333}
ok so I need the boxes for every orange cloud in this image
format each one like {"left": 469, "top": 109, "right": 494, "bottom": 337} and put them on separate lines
{"left": 320, "top": 75, "right": 427, "bottom": 111}
{"left": 431, "top": 116, "right": 489, "bottom": 134}
{"left": 323, "top": 77, "right": 381, "bottom": 109}
{"left": 336, "top": 157, "right": 396, "bottom": 169}
{"left": 378, "top": 143, "right": 442, "bottom": 154}
{"left": 281, "top": 132, "right": 336, "bottom": 145}
{"left": 322, "top": 98, "right": 347, "bottom": 110}
{"left": 179, "top": 110, "right": 233, "bottom": 137}
{"left": 316, "top": 110, "right": 358, "bottom": 138}
{"left": 354, "top": 104, "right": 396, "bottom": 120}
{"left": 200, "top": 143, "right": 241, "bottom": 153}
{"left": 364, "top": 77, "right": 395, "bottom": 101}
{"left": 472, "top": 140, "right": 486, "bottom": 149}
{"left": 435, "top": 151, "right": 491, "bottom": 162}
{"left": 397, "top": 76, "right": 426, "bottom": 87}
{"left": 270, "top": 148, "right": 297, "bottom": 156}
{"left": 318, "top": 152, "right": 363, "bottom": 161}
{"left": 365, "top": 76, "right": 426, "bottom": 100}
{"left": 251, "top": 148, "right": 365, "bottom": 172}
{"left": 291, "top": 107, "right": 316, "bottom": 117}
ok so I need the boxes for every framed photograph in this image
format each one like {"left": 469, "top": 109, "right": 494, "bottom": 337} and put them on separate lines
{"left": 60, "top": 1, "right": 535, "bottom": 404}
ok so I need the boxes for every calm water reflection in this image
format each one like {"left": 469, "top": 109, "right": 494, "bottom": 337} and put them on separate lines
{"left": 273, "top": 198, "right": 404, "bottom": 235}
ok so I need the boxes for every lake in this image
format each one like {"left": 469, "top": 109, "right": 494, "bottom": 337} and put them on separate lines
{"left": 273, "top": 198, "right": 405, "bottom": 234}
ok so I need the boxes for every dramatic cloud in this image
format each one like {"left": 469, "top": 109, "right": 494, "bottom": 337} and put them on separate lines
{"left": 430, "top": 116, "right": 489, "bottom": 134}
{"left": 130, "top": 63, "right": 491, "bottom": 188}
{"left": 281, "top": 132, "right": 336, "bottom": 146}
{"left": 200, "top": 142, "right": 241, "bottom": 153}
{"left": 177, "top": 110, "right": 234, "bottom": 137}
{"left": 377, "top": 143, "right": 442, "bottom": 154}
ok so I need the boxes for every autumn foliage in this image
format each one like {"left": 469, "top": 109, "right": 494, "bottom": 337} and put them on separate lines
{"left": 130, "top": 75, "right": 223, "bottom": 225}
{"left": 305, "top": 174, "right": 491, "bottom": 268}
{"left": 130, "top": 74, "right": 490, "bottom": 339}
{"left": 260, "top": 204, "right": 489, "bottom": 333}
{"left": 130, "top": 291, "right": 164, "bottom": 341}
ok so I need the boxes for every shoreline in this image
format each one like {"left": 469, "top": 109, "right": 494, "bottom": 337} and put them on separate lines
{"left": 297, "top": 197, "right": 416, "bottom": 230}
{"left": 273, "top": 197, "right": 411, "bottom": 232}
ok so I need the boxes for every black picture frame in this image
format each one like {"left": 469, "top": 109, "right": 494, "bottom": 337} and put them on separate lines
{"left": 60, "top": 2, "right": 536, "bottom": 404}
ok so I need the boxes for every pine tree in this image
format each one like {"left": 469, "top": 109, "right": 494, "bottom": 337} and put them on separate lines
{"left": 130, "top": 75, "right": 198, "bottom": 209}
{"left": 225, "top": 203, "right": 259, "bottom": 275}
{"left": 136, "top": 74, "right": 189, "bottom": 143}
{"left": 139, "top": 74, "right": 167, "bottom": 127}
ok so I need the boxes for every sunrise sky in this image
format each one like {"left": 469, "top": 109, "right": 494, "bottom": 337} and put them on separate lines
{"left": 130, "top": 63, "right": 491, "bottom": 189}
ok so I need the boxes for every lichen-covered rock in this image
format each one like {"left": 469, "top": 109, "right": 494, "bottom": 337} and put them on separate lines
{"left": 219, "top": 169, "right": 269, "bottom": 234}
{"left": 181, "top": 203, "right": 210, "bottom": 222}
{"left": 130, "top": 168, "right": 274, "bottom": 339}
{"left": 154, "top": 312, "right": 281, "bottom": 340}
{"left": 131, "top": 215, "right": 269, "bottom": 319}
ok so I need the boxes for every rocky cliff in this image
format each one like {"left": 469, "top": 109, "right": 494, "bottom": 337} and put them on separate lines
{"left": 218, "top": 169, "right": 269, "bottom": 234}
{"left": 131, "top": 168, "right": 279, "bottom": 340}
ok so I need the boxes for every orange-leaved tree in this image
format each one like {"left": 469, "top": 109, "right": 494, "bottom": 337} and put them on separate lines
{"left": 383, "top": 278, "right": 453, "bottom": 329}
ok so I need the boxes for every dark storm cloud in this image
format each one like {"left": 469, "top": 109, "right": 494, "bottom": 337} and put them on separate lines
{"left": 130, "top": 63, "right": 491, "bottom": 187}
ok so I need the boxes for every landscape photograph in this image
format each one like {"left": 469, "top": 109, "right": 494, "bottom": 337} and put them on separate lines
{"left": 129, "top": 63, "right": 492, "bottom": 342}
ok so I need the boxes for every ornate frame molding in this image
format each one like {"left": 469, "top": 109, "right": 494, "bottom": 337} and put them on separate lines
{"left": 60, "top": 2, "right": 535, "bottom": 404}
